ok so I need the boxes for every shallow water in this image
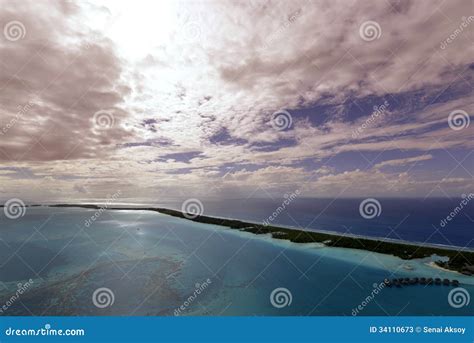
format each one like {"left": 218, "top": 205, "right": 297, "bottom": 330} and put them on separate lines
{"left": 0, "top": 207, "right": 472, "bottom": 316}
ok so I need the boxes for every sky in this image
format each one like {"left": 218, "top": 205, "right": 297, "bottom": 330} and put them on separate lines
{"left": 0, "top": 0, "right": 473, "bottom": 203}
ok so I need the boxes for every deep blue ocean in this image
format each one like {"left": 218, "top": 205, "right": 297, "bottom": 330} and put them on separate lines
{"left": 161, "top": 198, "right": 474, "bottom": 248}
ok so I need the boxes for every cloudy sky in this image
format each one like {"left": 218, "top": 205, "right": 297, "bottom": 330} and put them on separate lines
{"left": 0, "top": 0, "right": 473, "bottom": 203}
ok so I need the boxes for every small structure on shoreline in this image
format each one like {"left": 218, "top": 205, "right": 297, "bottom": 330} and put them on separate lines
{"left": 383, "top": 277, "right": 460, "bottom": 288}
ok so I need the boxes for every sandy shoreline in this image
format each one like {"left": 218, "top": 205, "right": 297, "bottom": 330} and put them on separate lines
{"left": 426, "top": 261, "right": 463, "bottom": 275}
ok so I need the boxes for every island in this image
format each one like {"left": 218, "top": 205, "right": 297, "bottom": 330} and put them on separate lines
{"left": 11, "top": 204, "right": 474, "bottom": 275}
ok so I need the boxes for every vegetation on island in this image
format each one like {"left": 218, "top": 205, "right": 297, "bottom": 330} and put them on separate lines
{"left": 48, "top": 204, "right": 474, "bottom": 275}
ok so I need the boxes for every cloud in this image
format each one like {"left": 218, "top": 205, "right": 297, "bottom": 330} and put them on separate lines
{"left": 373, "top": 154, "right": 433, "bottom": 169}
{"left": 0, "top": 0, "right": 472, "bottom": 201}
{"left": 0, "top": 0, "right": 132, "bottom": 162}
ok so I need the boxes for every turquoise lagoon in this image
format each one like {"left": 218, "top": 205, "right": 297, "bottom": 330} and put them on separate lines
{"left": 0, "top": 207, "right": 472, "bottom": 316}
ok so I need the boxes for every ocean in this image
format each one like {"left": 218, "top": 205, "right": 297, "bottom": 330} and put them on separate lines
{"left": 0, "top": 203, "right": 472, "bottom": 316}
{"left": 159, "top": 198, "right": 474, "bottom": 248}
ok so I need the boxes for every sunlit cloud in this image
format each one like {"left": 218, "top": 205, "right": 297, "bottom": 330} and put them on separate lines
{"left": 0, "top": 0, "right": 472, "bottom": 202}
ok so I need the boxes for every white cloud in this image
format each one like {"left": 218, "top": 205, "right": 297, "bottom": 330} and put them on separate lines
{"left": 0, "top": 0, "right": 472, "bottom": 201}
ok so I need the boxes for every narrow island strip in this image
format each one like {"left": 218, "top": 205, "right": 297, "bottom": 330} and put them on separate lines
{"left": 34, "top": 204, "right": 474, "bottom": 276}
